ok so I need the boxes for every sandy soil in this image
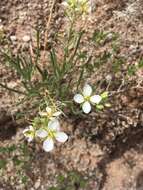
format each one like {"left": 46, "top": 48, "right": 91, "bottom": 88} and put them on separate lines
{"left": 0, "top": 0, "right": 143, "bottom": 189}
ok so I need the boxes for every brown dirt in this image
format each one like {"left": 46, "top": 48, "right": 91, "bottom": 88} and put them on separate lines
{"left": 0, "top": 0, "right": 143, "bottom": 190}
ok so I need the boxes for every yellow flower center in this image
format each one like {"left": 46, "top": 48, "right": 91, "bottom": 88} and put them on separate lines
{"left": 84, "top": 96, "right": 90, "bottom": 101}
{"left": 48, "top": 130, "right": 56, "bottom": 139}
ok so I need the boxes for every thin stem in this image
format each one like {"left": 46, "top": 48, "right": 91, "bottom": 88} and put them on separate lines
{"left": 63, "top": 19, "right": 75, "bottom": 63}
{"left": 68, "top": 31, "right": 84, "bottom": 64}
{"left": 0, "top": 83, "right": 26, "bottom": 95}
{"left": 43, "top": 0, "right": 56, "bottom": 58}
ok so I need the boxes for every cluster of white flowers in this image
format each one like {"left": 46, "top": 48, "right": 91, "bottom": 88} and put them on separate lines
{"left": 62, "top": 0, "right": 91, "bottom": 17}
{"left": 23, "top": 106, "right": 68, "bottom": 152}
{"left": 23, "top": 85, "right": 109, "bottom": 152}
{"left": 74, "top": 84, "right": 102, "bottom": 114}
{"left": 39, "top": 106, "right": 61, "bottom": 121}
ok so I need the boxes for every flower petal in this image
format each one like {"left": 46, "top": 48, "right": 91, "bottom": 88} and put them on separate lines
{"left": 83, "top": 84, "right": 92, "bottom": 97}
{"left": 23, "top": 128, "right": 29, "bottom": 134}
{"left": 49, "top": 116, "right": 55, "bottom": 121}
{"left": 36, "top": 129, "right": 48, "bottom": 138}
{"left": 82, "top": 101, "right": 91, "bottom": 114}
{"left": 73, "top": 94, "right": 84, "bottom": 104}
{"left": 48, "top": 119, "right": 60, "bottom": 131}
{"left": 53, "top": 111, "right": 62, "bottom": 117}
{"left": 90, "top": 95, "right": 102, "bottom": 104}
{"left": 39, "top": 112, "right": 47, "bottom": 116}
{"left": 55, "top": 132, "right": 68, "bottom": 143}
{"left": 43, "top": 138, "right": 54, "bottom": 152}
{"left": 27, "top": 136, "right": 33, "bottom": 142}
{"left": 23, "top": 125, "right": 33, "bottom": 134}
{"left": 29, "top": 125, "right": 34, "bottom": 131}
{"left": 46, "top": 106, "right": 52, "bottom": 114}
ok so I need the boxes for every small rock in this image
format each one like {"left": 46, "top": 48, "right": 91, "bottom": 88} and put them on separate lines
{"left": 61, "top": 1, "right": 68, "bottom": 7}
{"left": 107, "top": 33, "right": 113, "bottom": 40}
{"left": 106, "top": 74, "right": 112, "bottom": 81}
{"left": 7, "top": 160, "right": 13, "bottom": 172}
{"left": 89, "top": 0, "right": 97, "bottom": 13}
{"left": 10, "top": 35, "right": 17, "bottom": 41}
{"left": 22, "top": 35, "right": 31, "bottom": 42}
{"left": 34, "top": 179, "right": 41, "bottom": 189}
{"left": 0, "top": 25, "right": 3, "bottom": 30}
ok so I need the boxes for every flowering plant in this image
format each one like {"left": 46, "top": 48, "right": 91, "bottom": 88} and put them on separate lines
{"left": 74, "top": 84, "right": 102, "bottom": 113}
{"left": 1, "top": 0, "right": 110, "bottom": 153}
{"left": 36, "top": 119, "right": 68, "bottom": 152}
{"left": 23, "top": 106, "right": 68, "bottom": 152}
{"left": 62, "top": 0, "right": 91, "bottom": 19}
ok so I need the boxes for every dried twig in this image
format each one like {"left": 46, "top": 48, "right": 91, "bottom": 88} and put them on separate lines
{"left": 44, "top": 0, "right": 56, "bottom": 52}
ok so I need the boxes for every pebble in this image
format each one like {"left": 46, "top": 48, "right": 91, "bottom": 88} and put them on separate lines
{"left": 10, "top": 35, "right": 17, "bottom": 41}
{"left": 22, "top": 35, "right": 31, "bottom": 42}
{"left": 34, "top": 179, "right": 41, "bottom": 189}
{"left": 107, "top": 33, "right": 113, "bottom": 40}
{"left": 61, "top": 1, "right": 68, "bottom": 7}
{"left": 106, "top": 74, "right": 112, "bottom": 81}
{"left": 0, "top": 25, "right": 4, "bottom": 30}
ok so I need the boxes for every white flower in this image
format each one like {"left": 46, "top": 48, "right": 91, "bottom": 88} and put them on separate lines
{"left": 23, "top": 125, "right": 35, "bottom": 142}
{"left": 74, "top": 84, "right": 102, "bottom": 114}
{"left": 39, "top": 106, "right": 61, "bottom": 120}
{"left": 35, "top": 128, "right": 48, "bottom": 138}
{"left": 36, "top": 119, "right": 68, "bottom": 152}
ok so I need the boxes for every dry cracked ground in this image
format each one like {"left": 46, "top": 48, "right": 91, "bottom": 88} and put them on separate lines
{"left": 0, "top": 0, "right": 143, "bottom": 190}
